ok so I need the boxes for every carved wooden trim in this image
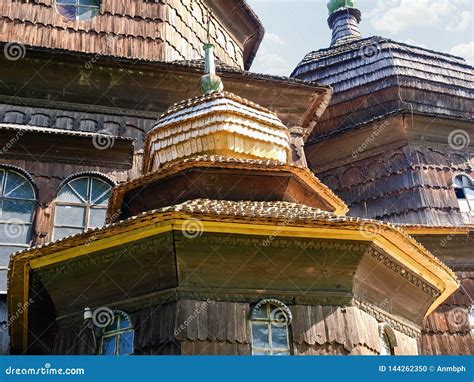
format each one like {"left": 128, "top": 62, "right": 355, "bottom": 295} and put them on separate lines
{"left": 367, "top": 247, "right": 441, "bottom": 298}
{"left": 353, "top": 298, "right": 420, "bottom": 338}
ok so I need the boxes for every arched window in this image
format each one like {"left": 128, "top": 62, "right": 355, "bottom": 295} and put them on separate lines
{"left": 379, "top": 323, "right": 397, "bottom": 355}
{"left": 250, "top": 299, "right": 292, "bottom": 355}
{"left": 53, "top": 175, "right": 113, "bottom": 241}
{"left": 56, "top": 0, "right": 100, "bottom": 21}
{"left": 0, "top": 168, "right": 36, "bottom": 256}
{"left": 100, "top": 311, "right": 134, "bottom": 355}
{"left": 454, "top": 175, "right": 474, "bottom": 212}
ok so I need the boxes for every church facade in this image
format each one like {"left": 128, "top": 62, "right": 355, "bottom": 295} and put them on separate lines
{"left": 0, "top": 0, "right": 472, "bottom": 355}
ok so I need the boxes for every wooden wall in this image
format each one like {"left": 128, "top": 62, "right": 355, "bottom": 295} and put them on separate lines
{"left": 419, "top": 272, "right": 474, "bottom": 355}
{"left": 51, "top": 300, "right": 419, "bottom": 356}
{"left": 315, "top": 143, "right": 473, "bottom": 226}
{"left": 0, "top": 0, "right": 250, "bottom": 69}
{"left": 0, "top": 155, "right": 141, "bottom": 246}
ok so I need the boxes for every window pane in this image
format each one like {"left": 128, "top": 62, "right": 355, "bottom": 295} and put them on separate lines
{"left": 1, "top": 200, "right": 35, "bottom": 222}
{"left": 53, "top": 227, "right": 84, "bottom": 241}
{"left": 91, "top": 179, "right": 111, "bottom": 205}
{"left": 57, "top": 0, "right": 76, "bottom": 3}
{"left": 57, "top": 185, "right": 83, "bottom": 204}
{"left": 119, "top": 332, "right": 133, "bottom": 355}
{"left": 252, "top": 304, "right": 267, "bottom": 320}
{"left": 78, "top": 7, "right": 98, "bottom": 20}
{"left": 253, "top": 350, "right": 270, "bottom": 355}
{"left": 104, "top": 316, "right": 118, "bottom": 332}
{"left": 69, "top": 178, "right": 89, "bottom": 202}
{"left": 465, "top": 188, "right": 474, "bottom": 200}
{"left": 57, "top": 5, "right": 77, "bottom": 20}
{"left": 5, "top": 173, "right": 34, "bottom": 199}
{"left": 89, "top": 208, "right": 106, "bottom": 228}
{"left": 273, "top": 350, "right": 290, "bottom": 355}
{"left": 271, "top": 324, "right": 289, "bottom": 349}
{"left": 119, "top": 316, "right": 131, "bottom": 330}
{"left": 251, "top": 323, "right": 269, "bottom": 349}
{"left": 79, "top": 0, "right": 99, "bottom": 5}
{"left": 454, "top": 176, "right": 464, "bottom": 188}
{"left": 0, "top": 223, "right": 31, "bottom": 245}
{"left": 55, "top": 205, "right": 86, "bottom": 227}
{"left": 102, "top": 336, "right": 116, "bottom": 355}
{"left": 455, "top": 188, "right": 466, "bottom": 199}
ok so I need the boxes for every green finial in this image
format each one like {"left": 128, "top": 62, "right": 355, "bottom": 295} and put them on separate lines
{"left": 199, "top": 43, "right": 224, "bottom": 94}
{"left": 199, "top": 9, "right": 223, "bottom": 95}
{"left": 327, "top": 0, "right": 355, "bottom": 14}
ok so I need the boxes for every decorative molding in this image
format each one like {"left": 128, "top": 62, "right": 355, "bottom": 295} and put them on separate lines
{"left": 353, "top": 298, "right": 420, "bottom": 338}
{"left": 180, "top": 233, "right": 368, "bottom": 252}
{"left": 367, "top": 247, "right": 441, "bottom": 298}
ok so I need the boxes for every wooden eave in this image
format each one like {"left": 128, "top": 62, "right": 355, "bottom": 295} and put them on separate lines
{"left": 401, "top": 225, "right": 473, "bottom": 236}
{"left": 205, "top": 0, "right": 265, "bottom": 70}
{"left": 107, "top": 157, "right": 349, "bottom": 217}
{"left": 8, "top": 200, "right": 459, "bottom": 353}
{"left": 0, "top": 45, "right": 331, "bottom": 139}
{"left": 0, "top": 123, "right": 134, "bottom": 168}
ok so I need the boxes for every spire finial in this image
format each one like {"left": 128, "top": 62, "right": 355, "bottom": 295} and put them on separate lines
{"left": 327, "top": 0, "right": 355, "bottom": 15}
{"left": 327, "top": 0, "right": 361, "bottom": 46}
{"left": 199, "top": 9, "right": 224, "bottom": 95}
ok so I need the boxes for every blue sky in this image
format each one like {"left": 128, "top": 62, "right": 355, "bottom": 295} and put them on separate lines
{"left": 247, "top": 0, "right": 474, "bottom": 76}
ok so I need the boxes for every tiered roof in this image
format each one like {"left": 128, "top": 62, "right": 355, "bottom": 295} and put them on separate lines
{"left": 292, "top": 36, "right": 473, "bottom": 141}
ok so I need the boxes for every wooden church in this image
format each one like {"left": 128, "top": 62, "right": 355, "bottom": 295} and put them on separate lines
{"left": 0, "top": 0, "right": 472, "bottom": 355}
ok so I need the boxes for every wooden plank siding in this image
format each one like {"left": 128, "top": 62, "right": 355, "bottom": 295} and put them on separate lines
{"left": 292, "top": 37, "right": 473, "bottom": 140}
{"left": 314, "top": 142, "right": 473, "bottom": 226}
{"left": 51, "top": 300, "right": 418, "bottom": 355}
{"left": 0, "top": 0, "right": 263, "bottom": 70}
{"left": 419, "top": 272, "right": 474, "bottom": 355}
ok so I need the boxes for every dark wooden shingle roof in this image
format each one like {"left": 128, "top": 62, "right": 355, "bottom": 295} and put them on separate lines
{"left": 292, "top": 36, "right": 473, "bottom": 141}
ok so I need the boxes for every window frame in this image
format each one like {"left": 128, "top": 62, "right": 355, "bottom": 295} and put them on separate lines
{"left": 453, "top": 175, "right": 474, "bottom": 212}
{"left": 52, "top": 175, "right": 113, "bottom": 241}
{"left": 99, "top": 311, "right": 134, "bottom": 356}
{"left": 55, "top": 0, "right": 101, "bottom": 21}
{"left": 250, "top": 299, "right": 292, "bottom": 356}
{"left": 0, "top": 168, "right": 37, "bottom": 252}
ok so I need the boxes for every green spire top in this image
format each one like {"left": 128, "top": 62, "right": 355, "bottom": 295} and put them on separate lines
{"left": 199, "top": 9, "right": 224, "bottom": 95}
{"left": 327, "top": 0, "right": 355, "bottom": 14}
{"left": 199, "top": 43, "right": 224, "bottom": 95}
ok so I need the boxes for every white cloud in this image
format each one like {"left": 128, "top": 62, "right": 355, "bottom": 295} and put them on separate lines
{"left": 450, "top": 41, "right": 474, "bottom": 65}
{"left": 264, "top": 33, "right": 286, "bottom": 47}
{"left": 371, "top": 0, "right": 453, "bottom": 34}
{"left": 252, "top": 32, "right": 291, "bottom": 76}
{"left": 447, "top": 10, "right": 472, "bottom": 32}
